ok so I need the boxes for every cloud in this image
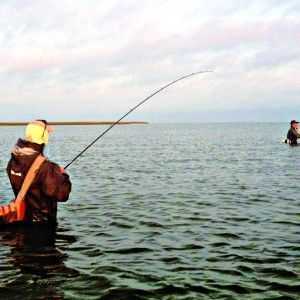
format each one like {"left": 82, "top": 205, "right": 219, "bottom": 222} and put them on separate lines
{"left": 0, "top": 0, "right": 299, "bottom": 121}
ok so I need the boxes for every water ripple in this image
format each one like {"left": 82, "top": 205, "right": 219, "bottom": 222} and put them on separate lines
{"left": 1, "top": 124, "right": 300, "bottom": 299}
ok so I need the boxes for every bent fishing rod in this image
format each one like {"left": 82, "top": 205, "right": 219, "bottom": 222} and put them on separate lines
{"left": 64, "top": 70, "right": 212, "bottom": 170}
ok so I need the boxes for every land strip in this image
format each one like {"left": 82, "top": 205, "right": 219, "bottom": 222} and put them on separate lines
{"left": 0, "top": 121, "right": 148, "bottom": 126}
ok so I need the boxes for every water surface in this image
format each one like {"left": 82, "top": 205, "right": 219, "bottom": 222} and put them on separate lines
{"left": 0, "top": 123, "right": 299, "bottom": 299}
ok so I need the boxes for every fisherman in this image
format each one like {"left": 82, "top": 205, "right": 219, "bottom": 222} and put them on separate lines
{"left": 0, "top": 120, "right": 71, "bottom": 225}
{"left": 286, "top": 120, "right": 300, "bottom": 146}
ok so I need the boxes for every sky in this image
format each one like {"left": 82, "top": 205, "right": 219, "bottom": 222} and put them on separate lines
{"left": 0, "top": 0, "right": 299, "bottom": 122}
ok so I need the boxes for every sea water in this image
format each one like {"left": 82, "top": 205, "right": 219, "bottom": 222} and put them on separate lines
{"left": 0, "top": 123, "right": 299, "bottom": 300}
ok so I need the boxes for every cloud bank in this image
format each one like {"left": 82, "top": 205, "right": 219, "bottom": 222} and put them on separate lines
{"left": 0, "top": 0, "right": 299, "bottom": 121}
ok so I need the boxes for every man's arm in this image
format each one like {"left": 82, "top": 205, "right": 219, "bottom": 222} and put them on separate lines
{"left": 41, "top": 161, "right": 72, "bottom": 202}
{"left": 291, "top": 128, "right": 300, "bottom": 138}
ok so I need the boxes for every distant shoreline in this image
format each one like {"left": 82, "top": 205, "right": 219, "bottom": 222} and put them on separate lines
{"left": 0, "top": 121, "right": 148, "bottom": 126}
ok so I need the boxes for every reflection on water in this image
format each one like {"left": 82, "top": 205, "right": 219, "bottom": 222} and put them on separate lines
{"left": 0, "top": 225, "right": 78, "bottom": 300}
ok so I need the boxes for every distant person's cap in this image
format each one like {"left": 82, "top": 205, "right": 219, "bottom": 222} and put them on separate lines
{"left": 291, "top": 120, "right": 299, "bottom": 125}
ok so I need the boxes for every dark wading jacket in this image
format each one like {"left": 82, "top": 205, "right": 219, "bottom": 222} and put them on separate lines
{"left": 5, "top": 139, "right": 71, "bottom": 225}
{"left": 287, "top": 128, "right": 300, "bottom": 145}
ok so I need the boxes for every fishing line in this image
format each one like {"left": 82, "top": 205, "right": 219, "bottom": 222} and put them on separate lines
{"left": 64, "top": 70, "right": 213, "bottom": 169}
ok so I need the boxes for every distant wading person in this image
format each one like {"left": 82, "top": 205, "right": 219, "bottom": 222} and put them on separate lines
{"left": 286, "top": 120, "right": 300, "bottom": 146}
{"left": 0, "top": 120, "right": 71, "bottom": 225}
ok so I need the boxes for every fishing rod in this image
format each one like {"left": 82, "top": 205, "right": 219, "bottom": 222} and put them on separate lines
{"left": 64, "top": 70, "right": 212, "bottom": 169}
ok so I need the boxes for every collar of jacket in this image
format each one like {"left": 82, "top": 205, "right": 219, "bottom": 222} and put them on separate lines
{"left": 12, "top": 138, "right": 44, "bottom": 156}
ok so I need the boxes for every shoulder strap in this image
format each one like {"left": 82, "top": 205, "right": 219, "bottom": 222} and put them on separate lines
{"left": 14, "top": 154, "right": 46, "bottom": 220}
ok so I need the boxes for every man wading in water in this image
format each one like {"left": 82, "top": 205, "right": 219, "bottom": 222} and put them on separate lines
{"left": 286, "top": 120, "right": 300, "bottom": 146}
{"left": 0, "top": 120, "right": 71, "bottom": 225}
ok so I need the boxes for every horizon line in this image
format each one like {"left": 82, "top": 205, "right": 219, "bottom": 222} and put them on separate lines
{"left": 0, "top": 121, "right": 149, "bottom": 126}
{"left": 0, "top": 120, "right": 292, "bottom": 126}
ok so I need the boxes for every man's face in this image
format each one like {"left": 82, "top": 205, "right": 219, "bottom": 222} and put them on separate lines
{"left": 292, "top": 123, "right": 299, "bottom": 130}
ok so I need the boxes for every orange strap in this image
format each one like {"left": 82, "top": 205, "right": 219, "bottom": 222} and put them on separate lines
{"left": 0, "top": 155, "right": 46, "bottom": 222}
{"left": 15, "top": 155, "right": 46, "bottom": 220}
